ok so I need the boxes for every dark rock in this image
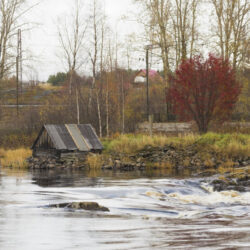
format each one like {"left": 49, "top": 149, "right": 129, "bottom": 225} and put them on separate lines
{"left": 49, "top": 202, "right": 109, "bottom": 212}
{"left": 198, "top": 171, "right": 214, "bottom": 177}
{"left": 240, "top": 180, "right": 250, "bottom": 187}
{"left": 213, "top": 183, "right": 226, "bottom": 192}
{"left": 226, "top": 186, "right": 246, "bottom": 192}
{"left": 212, "top": 179, "right": 226, "bottom": 185}
{"left": 102, "top": 165, "right": 113, "bottom": 170}
{"left": 210, "top": 175, "right": 249, "bottom": 192}
{"left": 237, "top": 176, "right": 250, "bottom": 182}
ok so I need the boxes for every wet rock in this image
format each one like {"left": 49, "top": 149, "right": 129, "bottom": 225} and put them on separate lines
{"left": 239, "top": 180, "right": 250, "bottom": 187}
{"left": 212, "top": 179, "right": 227, "bottom": 185}
{"left": 236, "top": 176, "right": 250, "bottom": 188}
{"left": 49, "top": 202, "right": 109, "bottom": 212}
{"left": 136, "top": 157, "right": 142, "bottom": 163}
{"left": 198, "top": 171, "right": 215, "bottom": 177}
{"left": 120, "top": 163, "right": 135, "bottom": 171}
{"left": 102, "top": 165, "right": 113, "bottom": 170}
{"left": 210, "top": 175, "right": 249, "bottom": 192}
{"left": 213, "top": 183, "right": 227, "bottom": 192}
{"left": 114, "top": 160, "right": 121, "bottom": 168}
{"left": 226, "top": 186, "right": 245, "bottom": 192}
{"left": 238, "top": 176, "right": 250, "bottom": 182}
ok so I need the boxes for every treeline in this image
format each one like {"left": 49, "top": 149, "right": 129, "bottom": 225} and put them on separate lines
{"left": 0, "top": 0, "right": 249, "bottom": 147}
{"left": 0, "top": 67, "right": 167, "bottom": 148}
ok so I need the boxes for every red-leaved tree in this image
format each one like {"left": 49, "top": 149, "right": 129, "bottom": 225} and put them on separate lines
{"left": 168, "top": 54, "right": 241, "bottom": 133}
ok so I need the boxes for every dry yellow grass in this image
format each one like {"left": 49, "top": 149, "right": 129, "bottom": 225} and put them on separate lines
{"left": 104, "top": 133, "right": 250, "bottom": 158}
{"left": 217, "top": 160, "right": 235, "bottom": 174}
{"left": 204, "top": 159, "right": 215, "bottom": 168}
{"left": 86, "top": 153, "right": 106, "bottom": 169}
{"left": 0, "top": 148, "right": 32, "bottom": 168}
{"left": 106, "top": 133, "right": 198, "bottom": 154}
{"left": 39, "top": 83, "right": 62, "bottom": 91}
{"left": 183, "top": 158, "right": 191, "bottom": 167}
{"left": 218, "top": 142, "right": 250, "bottom": 157}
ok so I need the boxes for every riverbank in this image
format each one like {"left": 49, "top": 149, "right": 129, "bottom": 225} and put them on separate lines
{"left": 87, "top": 133, "right": 250, "bottom": 192}
{"left": 1, "top": 133, "right": 249, "bottom": 174}
{"left": 87, "top": 133, "right": 250, "bottom": 170}
{"left": 0, "top": 133, "right": 249, "bottom": 193}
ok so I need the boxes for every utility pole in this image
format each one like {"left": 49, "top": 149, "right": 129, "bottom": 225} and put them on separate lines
{"left": 16, "top": 56, "right": 19, "bottom": 116}
{"left": 146, "top": 46, "right": 150, "bottom": 121}
{"left": 17, "top": 29, "right": 22, "bottom": 93}
{"left": 76, "top": 86, "right": 80, "bottom": 125}
{"left": 121, "top": 72, "right": 125, "bottom": 134}
{"left": 16, "top": 29, "right": 22, "bottom": 116}
{"left": 145, "top": 44, "right": 155, "bottom": 136}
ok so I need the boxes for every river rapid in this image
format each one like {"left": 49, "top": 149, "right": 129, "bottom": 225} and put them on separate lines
{"left": 0, "top": 169, "right": 249, "bottom": 250}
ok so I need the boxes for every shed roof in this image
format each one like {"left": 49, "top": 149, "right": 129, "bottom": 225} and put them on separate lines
{"left": 32, "top": 124, "right": 103, "bottom": 151}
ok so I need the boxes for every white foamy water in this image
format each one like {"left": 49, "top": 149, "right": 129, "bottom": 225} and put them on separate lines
{"left": 0, "top": 170, "right": 249, "bottom": 249}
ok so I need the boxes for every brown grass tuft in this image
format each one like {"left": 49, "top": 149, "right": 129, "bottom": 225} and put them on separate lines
{"left": 0, "top": 148, "right": 32, "bottom": 168}
{"left": 86, "top": 153, "right": 106, "bottom": 169}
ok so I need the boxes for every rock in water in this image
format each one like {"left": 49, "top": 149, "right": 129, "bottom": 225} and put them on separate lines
{"left": 49, "top": 202, "right": 109, "bottom": 212}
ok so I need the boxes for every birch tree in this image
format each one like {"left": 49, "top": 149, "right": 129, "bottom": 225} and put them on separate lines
{"left": 87, "top": 0, "right": 108, "bottom": 136}
{"left": 58, "top": 0, "right": 87, "bottom": 94}
{"left": 211, "top": 0, "right": 249, "bottom": 69}
{"left": 135, "top": 0, "right": 200, "bottom": 75}
{"left": 57, "top": 0, "right": 87, "bottom": 123}
{"left": 172, "top": 0, "right": 199, "bottom": 63}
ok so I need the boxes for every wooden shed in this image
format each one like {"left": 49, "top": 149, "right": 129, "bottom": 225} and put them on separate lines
{"left": 32, "top": 124, "right": 103, "bottom": 158}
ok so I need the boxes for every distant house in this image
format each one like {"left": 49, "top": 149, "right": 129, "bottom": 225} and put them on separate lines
{"left": 32, "top": 124, "right": 103, "bottom": 159}
{"left": 133, "top": 69, "right": 163, "bottom": 87}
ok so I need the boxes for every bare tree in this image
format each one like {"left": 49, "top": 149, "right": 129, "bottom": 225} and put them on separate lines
{"left": 172, "top": 0, "right": 199, "bottom": 62}
{"left": 57, "top": 0, "right": 87, "bottom": 94}
{"left": 88, "top": 0, "right": 104, "bottom": 105}
{"left": 95, "top": 14, "right": 108, "bottom": 138}
{"left": 57, "top": 0, "right": 87, "bottom": 124}
{"left": 211, "top": 0, "right": 249, "bottom": 69}
{"left": 135, "top": 0, "right": 171, "bottom": 81}
{"left": 88, "top": 0, "right": 107, "bottom": 136}
{"left": 135, "top": 0, "right": 200, "bottom": 74}
{"left": 0, "top": 0, "right": 39, "bottom": 79}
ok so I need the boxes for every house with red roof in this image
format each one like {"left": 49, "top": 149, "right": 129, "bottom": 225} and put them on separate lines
{"left": 133, "top": 69, "right": 163, "bottom": 87}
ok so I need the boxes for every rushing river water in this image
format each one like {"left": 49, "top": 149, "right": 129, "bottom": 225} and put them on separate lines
{"left": 0, "top": 169, "right": 249, "bottom": 250}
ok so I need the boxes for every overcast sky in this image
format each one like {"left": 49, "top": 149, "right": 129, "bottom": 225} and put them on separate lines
{"left": 22, "top": 0, "right": 213, "bottom": 82}
{"left": 23, "top": 0, "right": 138, "bottom": 81}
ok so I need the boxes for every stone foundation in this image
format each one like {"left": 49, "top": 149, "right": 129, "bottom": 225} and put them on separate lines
{"left": 26, "top": 155, "right": 87, "bottom": 169}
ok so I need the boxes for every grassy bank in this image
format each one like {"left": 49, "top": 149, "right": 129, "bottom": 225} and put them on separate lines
{"left": 0, "top": 133, "right": 249, "bottom": 170}
{"left": 103, "top": 133, "right": 250, "bottom": 156}
{"left": 87, "top": 133, "right": 250, "bottom": 169}
{"left": 0, "top": 148, "right": 32, "bottom": 168}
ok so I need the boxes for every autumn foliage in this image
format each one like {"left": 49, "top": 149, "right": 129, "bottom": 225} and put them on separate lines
{"left": 168, "top": 54, "right": 241, "bottom": 133}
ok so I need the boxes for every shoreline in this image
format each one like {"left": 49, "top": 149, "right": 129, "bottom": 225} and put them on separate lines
{"left": 0, "top": 133, "right": 249, "bottom": 192}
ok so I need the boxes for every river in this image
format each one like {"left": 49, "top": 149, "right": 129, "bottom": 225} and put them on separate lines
{"left": 0, "top": 169, "right": 249, "bottom": 250}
